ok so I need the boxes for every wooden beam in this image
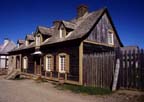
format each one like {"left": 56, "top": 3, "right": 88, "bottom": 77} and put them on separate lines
{"left": 65, "top": 80, "right": 80, "bottom": 85}
{"left": 84, "top": 40, "right": 115, "bottom": 47}
{"left": 34, "top": 60, "right": 36, "bottom": 74}
{"left": 40, "top": 57, "right": 42, "bottom": 75}
{"left": 19, "top": 54, "right": 22, "bottom": 72}
{"left": 79, "top": 42, "right": 83, "bottom": 85}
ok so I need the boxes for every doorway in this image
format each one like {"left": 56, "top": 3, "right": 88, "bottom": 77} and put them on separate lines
{"left": 35, "top": 57, "right": 41, "bottom": 75}
{"left": 16, "top": 56, "right": 20, "bottom": 69}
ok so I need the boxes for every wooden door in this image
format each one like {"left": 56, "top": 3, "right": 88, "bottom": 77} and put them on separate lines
{"left": 16, "top": 56, "right": 20, "bottom": 69}
{"left": 35, "top": 57, "right": 41, "bottom": 75}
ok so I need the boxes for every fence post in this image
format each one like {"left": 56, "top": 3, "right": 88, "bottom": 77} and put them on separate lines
{"left": 112, "top": 47, "right": 120, "bottom": 91}
{"left": 112, "top": 58, "right": 120, "bottom": 91}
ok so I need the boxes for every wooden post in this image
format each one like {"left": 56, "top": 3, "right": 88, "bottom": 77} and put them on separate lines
{"left": 45, "top": 71, "right": 47, "bottom": 77}
{"left": 40, "top": 57, "right": 42, "bottom": 75}
{"left": 79, "top": 42, "right": 83, "bottom": 85}
{"left": 58, "top": 72, "right": 60, "bottom": 79}
{"left": 112, "top": 48, "right": 121, "bottom": 91}
{"left": 112, "top": 58, "right": 120, "bottom": 91}
{"left": 34, "top": 61, "right": 36, "bottom": 74}
{"left": 65, "top": 73, "right": 67, "bottom": 81}
{"left": 19, "top": 54, "right": 22, "bottom": 72}
{"left": 50, "top": 72, "right": 52, "bottom": 79}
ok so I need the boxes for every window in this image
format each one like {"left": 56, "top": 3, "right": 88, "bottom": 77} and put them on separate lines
{"left": 25, "top": 40, "right": 29, "bottom": 46}
{"left": 46, "top": 56, "right": 51, "bottom": 71}
{"left": 45, "top": 55, "right": 54, "bottom": 71}
{"left": 56, "top": 53, "right": 70, "bottom": 73}
{"left": 23, "top": 57, "right": 28, "bottom": 69}
{"left": 59, "top": 27, "right": 66, "bottom": 38}
{"left": 60, "top": 28, "right": 63, "bottom": 38}
{"left": 59, "top": 55, "right": 66, "bottom": 73}
{"left": 108, "top": 31, "right": 114, "bottom": 45}
{"left": 36, "top": 35, "right": 41, "bottom": 46}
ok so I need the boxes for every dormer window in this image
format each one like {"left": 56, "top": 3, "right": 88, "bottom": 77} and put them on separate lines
{"left": 108, "top": 30, "right": 114, "bottom": 45}
{"left": 17, "top": 40, "right": 25, "bottom": 48}
{"left": 59, "top": 27, "right": 66, "bottom": 38}
{"left": 17, "top": 44, "right": 20, "bottom": 48}
{"left": 25, "top": 40, "right": 29, "bottom": 46}
{"left": 25, "top": 34, "right": 35, "bottom": 46}
{"left": 36, "top": 35, "right": 41, "bottom": 46}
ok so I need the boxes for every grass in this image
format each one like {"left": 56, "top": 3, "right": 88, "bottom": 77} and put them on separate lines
{"left": 14, "top": 77, "right": 26, "bottom": 80}
{"left": 55, "top": 84, "right": 112, "bottom": 95}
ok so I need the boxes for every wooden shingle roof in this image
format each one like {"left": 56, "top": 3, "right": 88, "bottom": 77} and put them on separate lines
{"left": 35, "top": 26, "right": 54, "bottom": 36}
{"left": 42, "top": 8, "right": 105, "bottom": 45}
{"left": 0, "top": 40, "right": 16, "bottom": 54}
{"left": 10, "top": 7, "right": 123, "bottom": 52}
{"left": 26, "top": 34, "right": 35, "bottom": 41}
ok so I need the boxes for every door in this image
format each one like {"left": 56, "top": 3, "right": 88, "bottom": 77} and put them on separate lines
{"left": 16, "top": 56, "right": 20, "bottom": 69}
{"left": 35, "top": 57, "right": 41, "bottom": 75}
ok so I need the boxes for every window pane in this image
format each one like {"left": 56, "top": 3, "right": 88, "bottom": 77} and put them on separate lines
{"left": 59, "top": 55, "right": 65, "bottom": 72}
{"left": 108, "top": 32, "right": 114, "bottom": 45}
{"left": 46, "top": 56, "right": 51, "bottom": 71}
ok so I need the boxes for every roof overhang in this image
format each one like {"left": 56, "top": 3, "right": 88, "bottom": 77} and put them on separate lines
{"left": 32, "top": 51, "right": 42, "bottom": 55}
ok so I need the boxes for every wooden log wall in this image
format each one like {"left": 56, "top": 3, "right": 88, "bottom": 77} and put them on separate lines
{"left": 41, "top": 42, "right": 80, "bottom": 81}
{"left": 87, "top": 13, "right": 121, "bottom": 47}
{"left": 83, "top": 52, "right": 115, "bottom": 89}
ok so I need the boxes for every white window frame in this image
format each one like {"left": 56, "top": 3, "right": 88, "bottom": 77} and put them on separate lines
{"left": 46, "top": 56, "right": 51, "bottom": 71}
{"left": 25, "top": 40, "right": 29, "bottom": 46}
{"left": 60, "top": 28, "right": 63, "bottom": 38}
{"left": 23, "top": 57, "right": 28, "bottom": 69}
{"left": 108, "top": 31, "right": 114, "bottom": 45}
{"left": 59, "top": 55, "right": 66, "bottom": 73}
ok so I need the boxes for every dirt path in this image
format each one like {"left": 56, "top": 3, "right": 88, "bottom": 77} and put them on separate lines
{"left": 0, "top": 77, "right": 143, "bottom": 102}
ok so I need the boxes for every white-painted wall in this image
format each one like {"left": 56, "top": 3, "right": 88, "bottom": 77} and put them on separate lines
{"left": 0, "top": 55, "right": 8, "bottom": 68}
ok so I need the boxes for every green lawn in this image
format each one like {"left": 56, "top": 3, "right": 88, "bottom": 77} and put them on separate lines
{"left": 55, "top": 84, "right": 112, "bottom": 95}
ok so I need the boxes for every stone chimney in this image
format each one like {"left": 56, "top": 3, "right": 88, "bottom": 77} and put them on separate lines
{"left": 53, "top": 20, "right": 61, "bottom": 29}
{"left": 4, "top": 38, "right": 9, "bottom": 45}
{"left": 77, "top": 4, "right": 88, "bottom": 18}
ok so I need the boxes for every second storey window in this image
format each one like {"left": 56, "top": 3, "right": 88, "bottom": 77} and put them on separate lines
{"left": 108, "top": 31, "right": 114, "bottom": 45}
{"left": 25, "top": 40, "right": 29, "bottom": 46}
{"left": 59, "top": 27, "right": 66, "bottom": 38}
{"left": 59, "top": 55, "right": 65, "bottom": 73}
{"left": 36, "top": 35, "right": 41, "bottom": 46}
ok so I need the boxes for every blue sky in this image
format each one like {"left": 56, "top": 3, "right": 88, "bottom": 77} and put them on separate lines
{"left": 0, "top": 0, "right": 144, "bottom": 48}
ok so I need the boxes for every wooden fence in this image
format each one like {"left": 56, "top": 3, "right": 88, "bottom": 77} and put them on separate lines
{"left": 83, "top": 52, "right": 115, "bottom": 89}
{"left": 118, "top": 49, "right": 144, "bottom": 90}
{"left": 83, "top": 48, "right": 144, "bottom": 90}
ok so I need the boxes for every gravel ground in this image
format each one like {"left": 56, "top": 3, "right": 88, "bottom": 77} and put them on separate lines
{"left": 0, "top": 76, "right": 144, "bottom": 102}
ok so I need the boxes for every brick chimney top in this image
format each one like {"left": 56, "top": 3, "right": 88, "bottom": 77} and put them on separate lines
{"left": 77, "top": 4, "right": 88, "bottom": 18}
{"left": 53, "top": 20, "right": 61, "bottom": 29}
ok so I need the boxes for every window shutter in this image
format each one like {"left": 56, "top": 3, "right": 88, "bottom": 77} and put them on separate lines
{"left": 44, "top": 56, "right": 46, "bottom": 71}
{"left": 51, "top": 55, "right": 54, "bottom": 71}
{"left": 65, "top": 54, "right": 70, "bottom": 73}
{"left": 26, "top": 58, "right": 28, "bottom": 69}
{"left": 56, "top": 54, "right": 59, "bottom": 72}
